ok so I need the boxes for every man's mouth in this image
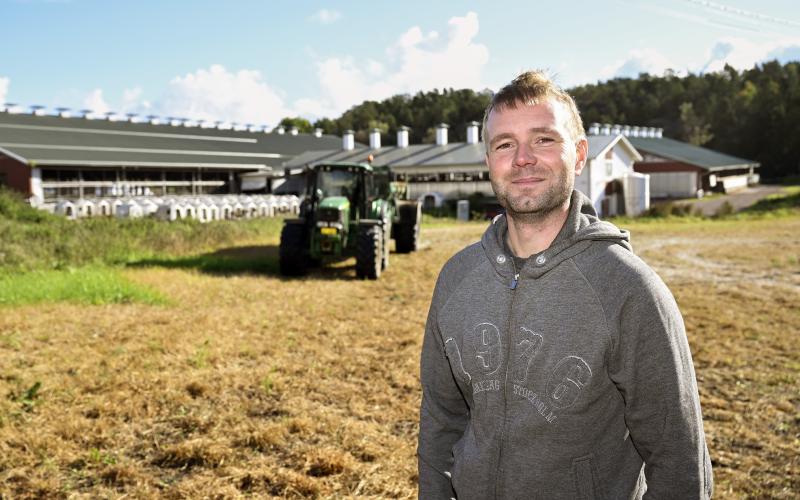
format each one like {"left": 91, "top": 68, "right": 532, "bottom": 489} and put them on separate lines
{"left": 511, "top": 176, "right": 545, "bottom": 184}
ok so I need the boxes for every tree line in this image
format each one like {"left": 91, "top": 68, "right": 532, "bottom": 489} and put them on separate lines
{"left": 278, "top": 60, "right": 799, "bottom": 180}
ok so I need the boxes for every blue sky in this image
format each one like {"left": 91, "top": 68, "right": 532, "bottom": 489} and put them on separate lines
{"left": 1, "top": 0, "right": 799, "bottom": 127}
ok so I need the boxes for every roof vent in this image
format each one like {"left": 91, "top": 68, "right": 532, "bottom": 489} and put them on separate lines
{"left": 55, "top": 107, "right": 71, "bottom": 118}
{"left": 435, "top": 123, "right": 449, "bottom": 146}
{"left": 588, "top": 123, "right": 600, "bottom": 136}
{"left": 601, "top": 123, "right": 611, "bottom": 135}
{"left": 275, "top": 125, "right": 285, "bottom": 135}
{"left": 466, "top": 121, "right": 480, "bottom": 145}
{"left": 147, "top": 115, "right": 160, "bottom": 125}
{"left": 611, "top": 124, "right": 622, "bottom": 135}
{"left": 343, "top": 130, "right": 355, "bottom": 151}
{"left": 314, "top": 128, "right": 323, "bottom": 137}
{"left": 369, "top": 128, "right": 381, "bottom": 149}
{"left": 622, "top": 125, "right": 631, "bottom": 136}
{"left": 655, "top": 128, "right": 663, "bottom": 139}
{"left": 397, "top": 126, "right": 410, "bottom": 148}
{"left": 290, "top": 126, "right": 299, "bottom": 136}
{"left": 126, "top": 113, "right": 138, "bottom": 123}
{"left": 30, "top": 105, "right": 47, "bottom": 116}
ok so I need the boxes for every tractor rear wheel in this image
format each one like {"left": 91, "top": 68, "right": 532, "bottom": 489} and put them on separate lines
{"left": 356, "top": 225, "right": 382, "bottom": 280}
{"left": 279, "top": 223, "right": 309, "bottom": 276}
{"left": 395, "top": 203, "right": 421, "bottom": 253}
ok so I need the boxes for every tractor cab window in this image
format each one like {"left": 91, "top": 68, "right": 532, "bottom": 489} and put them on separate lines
{"left": 316, "top": 168, "right": 357, "bottom": 198}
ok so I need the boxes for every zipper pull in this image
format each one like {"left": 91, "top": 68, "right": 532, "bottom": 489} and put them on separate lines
{"left": 510, "top": 273, "right": 519, "bottom": 290}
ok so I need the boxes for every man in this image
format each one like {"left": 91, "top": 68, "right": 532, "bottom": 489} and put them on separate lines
{"left": 417, "top": 71, "right": 712, "bottom": 499}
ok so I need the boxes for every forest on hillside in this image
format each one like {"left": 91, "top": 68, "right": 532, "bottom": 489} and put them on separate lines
{"left": 278, "top": 60, "right": 800, "bottom": 180}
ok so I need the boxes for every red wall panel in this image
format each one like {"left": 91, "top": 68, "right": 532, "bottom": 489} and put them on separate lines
{"left": 0, "top": 154, "right": 31, "bottom": 196}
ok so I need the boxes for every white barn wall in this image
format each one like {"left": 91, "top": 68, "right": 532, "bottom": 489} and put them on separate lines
{"left": 649, "top": 172, "right": 697, "bottom": 198}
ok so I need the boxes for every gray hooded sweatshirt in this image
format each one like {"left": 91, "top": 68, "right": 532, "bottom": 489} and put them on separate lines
{"left": 418, "top": 191, "right": 712, "bottom": 499}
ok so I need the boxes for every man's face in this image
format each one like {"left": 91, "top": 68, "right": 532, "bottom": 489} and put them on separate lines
{"left": 484, "top": 99, "right": 587, "bottom": 220}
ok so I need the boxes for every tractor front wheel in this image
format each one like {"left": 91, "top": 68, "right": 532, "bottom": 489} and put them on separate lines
{"left": 356, "top": 225, "right": 382, "bottom": 280}
{"left": 279, "top": 223, "right": 309, "bottom": 276}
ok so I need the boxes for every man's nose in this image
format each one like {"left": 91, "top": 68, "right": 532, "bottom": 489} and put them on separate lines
{"left": 513, "top": 142, "right": 537, "bottom": 168}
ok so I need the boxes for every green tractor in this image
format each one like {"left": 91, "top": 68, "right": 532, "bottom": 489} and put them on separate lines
{"left": 279, "top": 161, "right": 421, "bottom": 279}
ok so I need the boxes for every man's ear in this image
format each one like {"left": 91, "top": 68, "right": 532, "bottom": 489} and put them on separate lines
{"left": 574, "top": 138, "right": 588, "bottom": 176}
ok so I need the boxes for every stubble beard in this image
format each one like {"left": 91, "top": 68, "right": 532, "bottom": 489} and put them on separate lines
{"left": 491, "top": 168, "right": 573, "bottom": 224}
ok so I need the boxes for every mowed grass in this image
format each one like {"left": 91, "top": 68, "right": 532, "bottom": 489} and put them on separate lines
{"left": 0, "top": 191, "right": 798, "bottom": 498}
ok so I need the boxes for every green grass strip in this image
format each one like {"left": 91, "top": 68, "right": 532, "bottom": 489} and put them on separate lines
{"left": 0, "top": 267, "right": 166, "bottom": 306}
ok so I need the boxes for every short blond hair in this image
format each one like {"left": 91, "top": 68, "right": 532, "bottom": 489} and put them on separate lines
{"left": 482, "top": 70, "right": 585, "bottom": 146}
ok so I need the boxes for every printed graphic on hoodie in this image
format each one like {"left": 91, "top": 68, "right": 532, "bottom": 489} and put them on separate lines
{"left": 449, "top": 323, "right": 594, "bottom": 424}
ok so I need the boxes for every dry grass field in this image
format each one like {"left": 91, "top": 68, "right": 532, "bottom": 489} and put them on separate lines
{"left": 0, "top": 213, "right": 798, "bottom": 498}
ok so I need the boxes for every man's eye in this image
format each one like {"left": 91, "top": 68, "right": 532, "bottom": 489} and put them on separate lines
{"left": 536, "top": 137, "right": 555, "bottom": 144}
{"left": 495, "top": 142, "right": 512, "bottom": 151}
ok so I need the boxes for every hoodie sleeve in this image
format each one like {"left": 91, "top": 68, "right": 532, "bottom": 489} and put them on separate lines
{"left": 418, "top": 272, "right": 469, "bottom": 499}
{"left": 608, "top": 271, "right": 713, "bottom": 499}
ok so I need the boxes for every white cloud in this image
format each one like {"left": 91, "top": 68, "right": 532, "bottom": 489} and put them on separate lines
{"left": 0, "top": 77, "right": 9, "bottom": 105}
{"left": 155, "top": 64, "right": 293, "bottom": 126}
{"left": 309, "top": 8, "right": 341, "bottom": 25}
{"left": 699, "top": 37, "right": 800, "bottom": 73}
{"left": 82, "top": 88, "right": 110, "bottom": 118}
{"left": 600, "top": 48, "right": 684, "bottom": 80}
{"left": 299, "top": 11, "right": 490, "bottom": 118}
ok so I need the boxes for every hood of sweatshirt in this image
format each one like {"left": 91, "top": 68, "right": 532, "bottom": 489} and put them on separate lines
{"left": 481, "top": 190, "right": 632, "bottom": 284}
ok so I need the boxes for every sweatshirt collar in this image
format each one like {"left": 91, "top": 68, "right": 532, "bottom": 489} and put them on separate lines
{"left": 481, "top": 190, "right": 631, "bottom": 283}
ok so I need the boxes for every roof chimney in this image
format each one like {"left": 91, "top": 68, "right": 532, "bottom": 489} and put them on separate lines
{"left": 435, "top": 123, "right": 449, "bottom": 146}
{"left": 314, "top": 128, "right": 323, "bottom": 138}
{"left": 397, "top": 126, "right": 410, "bottom": 148}
{"left": 343, "top": 130, "right": 355, "bottom": 151}
{"left": 369, "top": 128, "right": 381, "bottom": 149}
{"left": 588, "top": 122, "right": 600, "bottom": 136}
{"left": 466, "top": 121, "right": 480, "bottom": 144}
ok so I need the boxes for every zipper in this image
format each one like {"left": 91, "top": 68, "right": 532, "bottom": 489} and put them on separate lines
{"left": 494, "top": 256, "right": 519, "bottom": 499}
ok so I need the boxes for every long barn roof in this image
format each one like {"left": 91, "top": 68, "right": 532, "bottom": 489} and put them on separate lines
{"left": 628, "top": 136, "right": 759, "bottom": 171}
{"left": 0, "top": 112, "right": 343, "bottom": 170}
{"left": 281, "top": 135, "right": 639, "bottom": 170}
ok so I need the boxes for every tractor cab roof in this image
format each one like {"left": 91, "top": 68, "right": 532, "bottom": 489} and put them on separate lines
{"left": 309, "top": 161, "right": 372, "bottom": 173}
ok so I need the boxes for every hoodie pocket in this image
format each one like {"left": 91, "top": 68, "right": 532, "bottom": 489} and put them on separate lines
{"left": 572, "top": 454, "right": 606, "bottom": 500}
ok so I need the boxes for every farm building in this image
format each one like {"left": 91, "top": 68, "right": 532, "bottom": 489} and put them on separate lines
{"left": 0, "top": 108, "right": 341, "bottom": 207}
{"left": 280, "top": 122, "right": 650, "bottom": 216}
{"left": 586, "top": 123, "right": 760, "bottom": 199}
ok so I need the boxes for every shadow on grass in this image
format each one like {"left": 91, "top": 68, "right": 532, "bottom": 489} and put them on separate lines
{"left": 128, "top": 245, "right": 359, "bottom": 280}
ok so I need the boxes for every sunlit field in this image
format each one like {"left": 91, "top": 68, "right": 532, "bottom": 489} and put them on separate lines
{"left": 1, "top": 195, "right": 798, "bottom": 498}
